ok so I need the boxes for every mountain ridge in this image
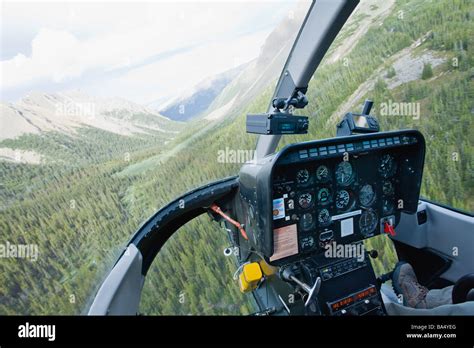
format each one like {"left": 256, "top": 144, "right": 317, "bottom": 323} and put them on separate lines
{"left": 0, "top": 90, "right": 180, "bottom": 141}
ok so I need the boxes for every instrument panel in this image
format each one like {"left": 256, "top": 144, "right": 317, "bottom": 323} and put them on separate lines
{"left": 237, "top": 130, "right": 425, "bottom": 265}
{"left": 272, "top": 152, "right": 400, "bottom": 260}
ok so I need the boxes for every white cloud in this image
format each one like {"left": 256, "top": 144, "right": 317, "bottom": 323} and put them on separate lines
{"left": 1, "top": 1, "right": 298, "bottom": 102}
{"left": 2, "top": 28, "right": 85, "bottom": 88}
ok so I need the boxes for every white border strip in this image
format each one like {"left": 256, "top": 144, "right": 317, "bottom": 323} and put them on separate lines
{"left": 332, "top": 209, "right": 362, "bottom": 221}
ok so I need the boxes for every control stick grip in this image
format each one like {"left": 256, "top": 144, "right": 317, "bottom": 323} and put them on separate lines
{"left": 280, "top": 267, "right": 321, "bottom": 307}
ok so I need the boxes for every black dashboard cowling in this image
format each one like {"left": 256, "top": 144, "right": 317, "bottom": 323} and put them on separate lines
{"left": 238, "top": 130, "right": 425, "bottom": 264}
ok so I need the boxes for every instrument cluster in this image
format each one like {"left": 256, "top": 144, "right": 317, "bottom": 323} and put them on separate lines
{"left": 272, "top": 152, "right": 400, "bottom": 259}
{"left": 238, "top": 130, "right": 424, "bottom": 263}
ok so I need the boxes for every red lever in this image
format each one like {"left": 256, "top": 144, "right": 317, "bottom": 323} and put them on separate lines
{"left": 384, "top": 221, "right": 396, "bottom": 236}
{"left": 209, "top": 203, "right": 249, "bottom": 240}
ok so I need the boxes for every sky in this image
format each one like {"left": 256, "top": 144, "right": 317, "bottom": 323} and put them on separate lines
{"left": 0, "top": 0, "right": 299, "bottom": 106}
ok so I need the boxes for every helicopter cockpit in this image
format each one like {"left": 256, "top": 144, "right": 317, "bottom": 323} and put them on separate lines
{"left": 88, "top": 0, "right": 474, "bottom": 316}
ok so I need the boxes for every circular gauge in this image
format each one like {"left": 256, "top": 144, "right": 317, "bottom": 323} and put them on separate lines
{"left": 359, "top": 210, "right": 378, "bottom": 236}
{"left": 378, "top": 154, "right": 397, "bottom": 178}
{"left": 298, "top": 192, "right": 313, "bottom": 209}
{"left": 296, "top": 169, "right": 310, "bottom": 184}
{"left": 336, "top": 161, "right": 354, "bottom": 186}
{"left": 382, "top": 199, "right": 395, "bottom": 216}
{"left": 299, "top": 213, "right": 314, "bottom": 231}
{"left": 335, "top": 189, "right": 353, "bottom": 211}
{"left": 315, "top": 165, "right": 331, "bottom": 183}
{"left": 300, "top": 236, "right": 315, "bottom": 251}
{"left": 359, "top": 184, "right": 376, "bottom": 207}
{"left": 317, "top": 187, "right": 332, "bottom": 205}
{"left": 318, "top": 209, "right": 332, "bottom": 227}
{"left": 382, "top": 180, "right": 395, "bottom": 196}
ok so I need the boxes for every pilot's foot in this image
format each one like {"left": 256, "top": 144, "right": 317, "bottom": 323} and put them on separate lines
{"left": 392, "top": 261, "right": 428, "bottom": 309}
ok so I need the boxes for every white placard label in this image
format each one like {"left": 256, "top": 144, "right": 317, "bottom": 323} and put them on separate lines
{"left": 341, "top": 218, "right": 354, "bottom": 237}
{"left": 332, "top": 209, "right": 362, "bottom": 221}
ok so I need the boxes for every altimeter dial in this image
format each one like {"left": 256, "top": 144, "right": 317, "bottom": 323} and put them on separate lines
{"left": 336, "top": 161, "right": 355, "bottom": 186}
{"left": 359, "top": 210, "right": 378, "bottom": 236}
{"left": 318, "top": 208, "right": 332, "bottom": 227}
{"left": 316, "top": 165, "right": 331, "bottom": 183}
{"left": 335, "top": 189, "right": 353, "bottom": 211}
{"left": 359, "top": 184, "right": 376, "bottom": 207}
{"left": 296, "top": 169, "right": 310, "bottom": 184}
{"left": 379, "top": 154, "right": 397, "bottom": 178}
{"left": 298, "top": 192, "right": 313, "bottom": 209}
{"left": 300, "top": 213, "right": 314, "bottom": 231}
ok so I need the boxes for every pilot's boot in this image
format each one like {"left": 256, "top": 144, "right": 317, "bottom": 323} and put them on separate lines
{"left": 392, "top": 261, "right": 429, "bottom": 308}
{"left": 425, "top": 285, "right": 454, "bottom": 308}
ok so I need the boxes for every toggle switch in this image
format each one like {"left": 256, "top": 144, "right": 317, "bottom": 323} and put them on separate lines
{"left": 383, "top": 221, "right": 396, "bottom": 236}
